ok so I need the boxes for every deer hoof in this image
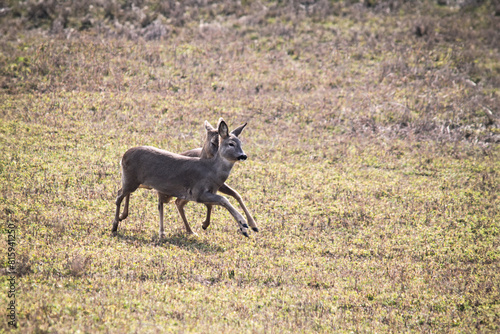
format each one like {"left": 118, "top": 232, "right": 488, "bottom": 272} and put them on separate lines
{"left": 201, "top": 221, "right": 210, "bottom": 230}
{"left": 242, "top": 231, "right": 249, "bottom": 238}
{"left": 242, "top": 224, "right": 249, "bottom": 229}
{"left": 252, "top": 227, "right": 259, "bottom": 232}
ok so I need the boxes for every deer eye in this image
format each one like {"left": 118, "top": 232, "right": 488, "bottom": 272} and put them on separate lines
{"left": 228, "top": 143, "right": 235, "bottom": 147}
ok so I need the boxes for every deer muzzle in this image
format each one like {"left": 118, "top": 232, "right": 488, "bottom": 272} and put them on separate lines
{"left": 238, "top": 154, "right": 247, "bottom": 161}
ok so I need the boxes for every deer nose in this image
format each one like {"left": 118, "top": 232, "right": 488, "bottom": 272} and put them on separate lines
{"left": 238, "top": 154, "right": 247, "bottom": 161}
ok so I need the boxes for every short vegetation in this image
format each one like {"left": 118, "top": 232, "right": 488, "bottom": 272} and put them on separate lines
{"left": 0, "top": 0, "right": 499, "bottom": 332}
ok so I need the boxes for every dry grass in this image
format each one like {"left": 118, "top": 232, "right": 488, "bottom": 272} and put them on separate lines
{"left": 0, "top": 0, "right": 499, "bottom": 332}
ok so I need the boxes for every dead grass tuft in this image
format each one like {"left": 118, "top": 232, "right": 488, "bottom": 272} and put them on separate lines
{"left": 67, "top": 255, "right": 92, "bottom": 277}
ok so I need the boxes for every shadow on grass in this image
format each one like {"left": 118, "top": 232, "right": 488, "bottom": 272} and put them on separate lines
{"left": 114, "top": 232, "right": 154, "bottom": 245}
{"left": 160, "top": 232, "right": 227, "bottom": 253}
{"left": 112, "top": 230, "right": 227, "bottom": 253}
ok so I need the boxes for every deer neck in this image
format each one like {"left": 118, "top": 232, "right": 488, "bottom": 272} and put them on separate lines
{"left": 211, "top": 152, "right": 235, "bottom": 184}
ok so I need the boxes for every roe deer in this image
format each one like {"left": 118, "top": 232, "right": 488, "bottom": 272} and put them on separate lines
{"left": 158, "top": 122, "right": 258, "bottom": 236}
{"left": 112, "top": 119, "right": 253, "bottom": 237}
{"left": 116, "top": 121, "right": 258, "bottom": 236}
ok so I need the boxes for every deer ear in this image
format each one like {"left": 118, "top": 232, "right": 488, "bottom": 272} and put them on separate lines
{"left": 205, "top": 120, "right": 215, "bottom": 131}
{"left": 231, "top": 123, "right": 247, "bottom": 137}
{"left": 218, "top": 120, "right": 229, "bottom": 139}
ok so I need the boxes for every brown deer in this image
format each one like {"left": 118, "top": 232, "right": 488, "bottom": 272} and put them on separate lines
{"left": 160, "top": 122, "right": 258, "bottom": 236}
{"left": 112, "top": 119, "right": 255, "bottom": 238}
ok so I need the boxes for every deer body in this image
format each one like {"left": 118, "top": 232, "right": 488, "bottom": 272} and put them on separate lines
{"left": 121, "top": 147, "right": 232, "bottom": 201}
{"left": 112, "top": 120, "right": 253, "bottom": 237}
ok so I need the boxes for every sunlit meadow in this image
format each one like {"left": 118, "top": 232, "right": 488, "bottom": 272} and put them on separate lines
{"left": 0, "top": 1, "right": 499, "bottom": 332}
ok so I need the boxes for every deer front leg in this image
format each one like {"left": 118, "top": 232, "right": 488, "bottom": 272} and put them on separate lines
{"left": 158, "top": 193, "right": 172, "bottom": 239}
{"left": 175, "top": 198, "right": 197, "bottom": 236}
{"left": 218, "top": 183, "right": 258, "bottom": 232}
{"left": 158, "top": 195, "right": 165, "bottom": 239}
{"left": 198, "top": 192, "right": 249, "bottom": 237}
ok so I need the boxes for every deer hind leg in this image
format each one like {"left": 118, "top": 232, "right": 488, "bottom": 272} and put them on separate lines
{"left": 175, "top": 198, "right": 197, "bottom": 235}
{"left": 119, "top": 193, "right": 130, "bottom": 221}
{"left": 158, "top": 193, "right": 172, "bottom": 239}
{"left": 201, "top": 204, "right": 213, "bottom": 230}
{"left": 219, "top": 184, "right": 258, "bottom": 232}
{"left": 119, "top": 184, "right": 152, "bottom": 221}
{"left": 112, "top": 192, "right": 128, "bottom": 234}
{"left": 112, "top": 183, "right": 139, "bottom": 234}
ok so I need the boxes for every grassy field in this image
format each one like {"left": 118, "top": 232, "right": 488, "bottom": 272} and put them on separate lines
{"left": 1, "top": 0, "right": 499, "bottom": 332}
